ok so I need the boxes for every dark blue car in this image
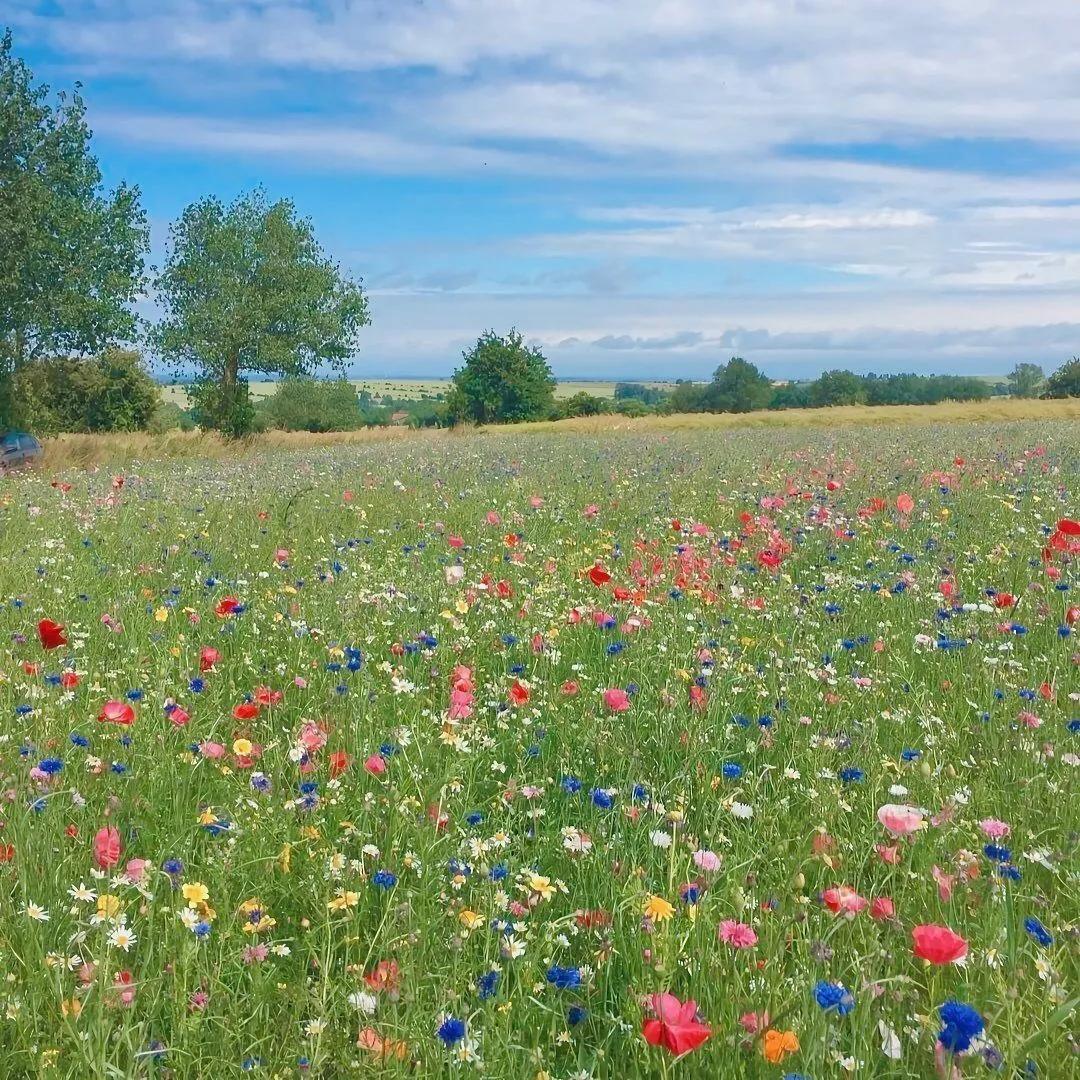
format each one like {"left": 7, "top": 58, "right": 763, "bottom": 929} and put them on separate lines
{"left": 0, "top": 430, "right": 43, "bottom": 471}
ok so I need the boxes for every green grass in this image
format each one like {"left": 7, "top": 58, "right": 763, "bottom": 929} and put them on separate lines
{"left": 0, "top": 418, "right": 1076, "bottom": 1077}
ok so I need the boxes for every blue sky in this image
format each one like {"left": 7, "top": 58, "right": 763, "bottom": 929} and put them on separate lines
{"left": 8, "top": 1, "right": 1080, "bottom": 379}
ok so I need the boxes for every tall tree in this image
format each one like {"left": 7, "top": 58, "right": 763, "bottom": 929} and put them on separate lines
{"left": 446, "top": 329, "right": 555, "bottom": 424}
{"left": 1006, "top": 362, "right": 1044, "bottom": 398}
{"left": 151, "top": 190, "right": 370, "bottom": 436}
{"left": 0, "top": 30, "right": 148, "bottom": 426}
{"left": 1042, "top": 357, "right": 1080, "bottom": 398}
{"left": 703, "top": 357, "right": 774, "bottom": 413}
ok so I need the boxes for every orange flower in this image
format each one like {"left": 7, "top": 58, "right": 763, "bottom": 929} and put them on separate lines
{"left": 762, "top": 1028, "right": 799, "bottom": 1064}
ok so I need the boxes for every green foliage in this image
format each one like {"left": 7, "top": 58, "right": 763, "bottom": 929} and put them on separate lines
{"left": 862, "top": 373, "right": 991, "bottom": 406}
{"left": 447, "top": 329, "right": 555, "bottom": 424}
{"left": 1007, "top": 362, "right": 1044, "bottom": 398}
{"left": 151, "top": 189, "right": 369, "bottom": 437}
{"left": 184, "top": 377, "right": 259, "bottom": 438}
{"left": 684, "top": 357, "right": 773, "bottom": 413}
{"left": 1042, "top": 357, "right": 1080, "bottom": 398}
{"left": 553, "top": 391, "right": 610, "bottom": 419}
{"left": 10, "top": 348, "right": 158, "bottom": 434}
{"left": 614, "top": 381, "right": 667, "bottom": 405}
{"left": 258, "top": 377, "right": 364, "bottom": 432}
{"left": 0, "top": 31, "right": 148, "bottom": 426}
{"left": 147, "top": 400, "right": 196, "bottom": 434}
{"left": 808, "top": 369, "right": 867, "bottom": 407}
{"left": 768, "top": 382, "right": 812, "bottom": 410}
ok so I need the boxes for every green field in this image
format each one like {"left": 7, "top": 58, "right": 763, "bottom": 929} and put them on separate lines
{"left": 0, "top": 418, "right": 1076, "bottom": 1077}
{"left": 159, "top": 378, "right": 679, "bottom": 407}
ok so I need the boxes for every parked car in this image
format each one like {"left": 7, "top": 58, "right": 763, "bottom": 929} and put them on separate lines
{"left": 0, "top": 430, "right": 44, "bottom": 471}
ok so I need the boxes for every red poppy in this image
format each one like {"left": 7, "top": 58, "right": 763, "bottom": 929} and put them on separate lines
{"left": 993, "top": 593, "right": 1016, "bottom": 608}
{"left": 588, "top": 565, "right": 612, "bottom": 587}
{"left": 0, "top": 843, "right": 14, "bottom": 864}
{"left": 642, "top": 993, "right": 712, "bottom": 1056}
{"left": 329, "top": 751, "right": 351, "bottom": 778}
{"left": 37, "top": 619, "right": 67, "bottom": 650}
{"left": 97, "top": 700, "right": 135, "bottom": 726}
{"left": 253, "top": 686, "right": 283, "bottom": 707}
{"left": 199, "top": 646, "right": 221, "bottom": 672}
{"left": 232, "top": 702, "right": 260, "bottom": 721}
{"left": 912, "top": 923, "right": 968, "bottom": 964}
{"left": 214, "top": 597, "right": 241, "bottom": 618}
{"left": 60, "top": 671, "right": 79, "bottom": 689}
{"left": 896, "top": 493, "right": 914, "bottom": 514}
{"left": 508, "top": 680, "right": 530, "bottom": 706}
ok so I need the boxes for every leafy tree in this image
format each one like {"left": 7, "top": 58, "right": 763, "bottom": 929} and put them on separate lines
{"left": 808, "top": 369, "right": 867, "bottom": 407}
{"left": 702, "top": 357, "right": 773, "bottom": 413}
{"left": 446, "top": 329, "right": 555, "bottom": 424}
{"left": 0, "top": 30, "right": 148, "bottom": 426}
{"left": 258, "top": 377, "right": 364, "bottom": 432}
{"left": 10, "top": 348, "right": 158, "bottom": 434}
{"left": 151, "top": 190, "right": 369, "bottom": 437}
{"left": 1006, "top": 363, "right": 1044, "bottom": 398}
{"left": 1042, "top": 357, "right": 1080, "bottom": 398}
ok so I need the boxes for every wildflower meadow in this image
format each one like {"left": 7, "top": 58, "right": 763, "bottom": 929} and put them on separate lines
{"left": 0, "top": 420, "right": 1077, "bottom": 1078}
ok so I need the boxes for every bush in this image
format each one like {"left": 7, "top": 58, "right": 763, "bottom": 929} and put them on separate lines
{"left": 258, "top": 377, "right": 364, "bottom": 432}
{"left": 1042, "top": 357, "right": 1080, "bottom": 398}
{"left": 11, "top": 349, "right": 159, "bottom": 434}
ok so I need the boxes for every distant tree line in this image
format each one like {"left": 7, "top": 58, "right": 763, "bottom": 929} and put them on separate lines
{"left": 2, "top": 29, "right": 1079, "bottom": 440}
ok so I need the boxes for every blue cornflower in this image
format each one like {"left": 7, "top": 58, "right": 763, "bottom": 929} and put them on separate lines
{"left": 839, "top": 766, "right": 864, "bottom": 783}
{"left": 163, "top": 858, "right": 183, "bottom": 876}
{"left": 189, "top": 678, "right": 205, "bottom": 694}
{"left": 477, "top": 969, "right": 500, "bottom": 999}
{"left": 38, "top": 758, "right": 63, "bottom": 774}
{"left": 722, "top": 761, "right": 743, "bottom": 780}
{"left": 372, "top": 870, "right": 397, "bottom": 889}
{"left": 70, "top": 732, "right": 90, "bottom": 748}
{"left": 1024, "top": 917, "right": 1053, "bottom": 947}
{"left": 561, "top": 776, "right": 582, "bottom": 794}
{"left": 546, "top": 965, "right": 582, "bottom": 990}
{"left": 938, "top": 1000, "right": 984, "bottom": 1053}
{"left": 436, "top": 1017, "right": 466, "bottom": 1046}
{"left": 568, "top": 1005, "right": 588, "bottom": 1026}
{"left": 632, "top": 784, "right": 649, "bottom": 802}
{"left": 466, "top": 812, "right": 484, "bottom": 826}
{"left": 814, "top": 980, "right": 855, "bottom": 1015}
{"left": 983, "top": 844, "right": 1012, "bottom": 863}
{"left": 193, "top": 921, "right": 212, "bottom": 939}
{"left": 590, "top": 788, "right": 614, "bottom": 809}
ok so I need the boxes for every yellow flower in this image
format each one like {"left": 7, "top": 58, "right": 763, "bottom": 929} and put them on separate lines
{"left": 526, "top": 873, "right": 555, "bottom": 900}
{"left": 61, "top": 998, "right": 82, "bottom": 1019}
{"left": 458, "top": 909, "right": 485, "bottom": 930}
{"left": 232, "top": 738, "right": 253, "bottom": 756}
{"left": 96, "top": 894, "right": 122, "bottom": 919}
{"left": 327, "top": 891, "right": 359, "bottom": 912}
{"left": 154, "top": 607, "right": 169, "bottom": 622}
{"left": 197, "top": 807, "right": 217, "bottom": 826}
{"left": 643, "top": 894, "right": 675, "bottom": 922}
{"left": 182, "top": 882, "right": 209, "bottom": 906}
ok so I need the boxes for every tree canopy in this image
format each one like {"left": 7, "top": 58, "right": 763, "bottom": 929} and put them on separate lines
{"left": 447, "top": 329, "right": 555, "bottom": 424}
{"left": 151, "top": 190, "right": 369, "bottom": 436}
{"left": 0, "top": 30, "right": 148, "bottom": 426}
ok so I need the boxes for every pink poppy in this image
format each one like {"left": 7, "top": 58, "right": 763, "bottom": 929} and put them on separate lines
{"left": 603, "top": 688, "right": 631, "bottom": 713}
{"left": 870, "top": 896, "right": 895, "bottom": 921}
{"left": 979, "top": 819, "right": 1010, "bottom": 839}
{"left": 692, "top": 849, "right": 721, "bottom": 872}
{"left": 877, "top": 803, "right": 925, "bottom": 836}
{"left": 822, "top": 885, "right": 868, "bottom": 917}
{"left": 93, "top": 826, "right": 122, "bottom": 869}
{"left": 718, "top": 920, "right": 758, "bottom": 948}
{"left": 97, "top": 700, "right": 136, "bottom": 726}
{"left": 200, "top": 741, "right": 225, "bottom": 760}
